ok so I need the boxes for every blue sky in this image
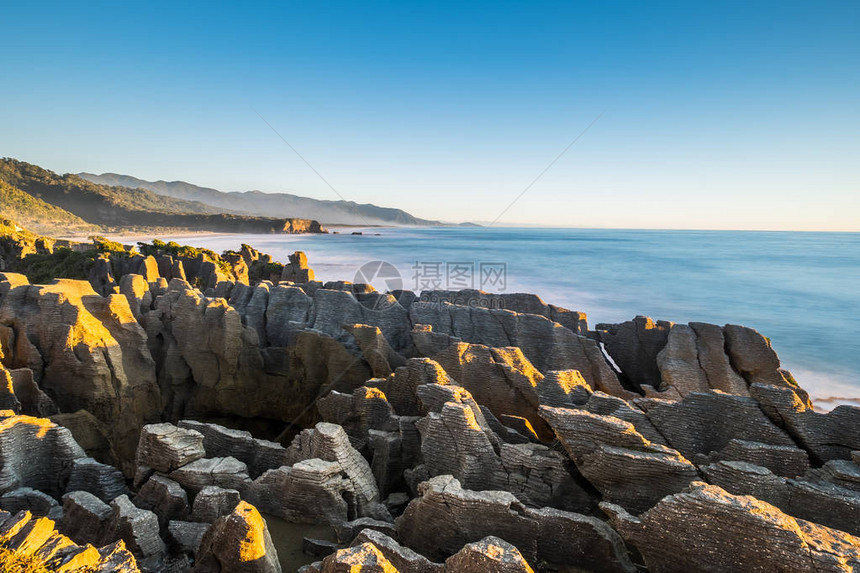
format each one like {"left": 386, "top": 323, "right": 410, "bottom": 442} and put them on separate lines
{"left": 2, "top": 1, "right": 858, "bottom": 230}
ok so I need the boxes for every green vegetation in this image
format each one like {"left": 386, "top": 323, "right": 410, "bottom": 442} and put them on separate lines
{"left": 0, "top": 158, "right": 221, "bottom": 217}
{"left": 2, "top": 223, "right": 133, "bottom": 284}
{"left": 137, "top": 240, "right": 234, "bottom": 276}
{"left": 249, "top": 261, "right": 284, "bottom": 283}
{"left": 90, "top": 235, "right": 130, "bottom": 254}
{"left": 0, "top": 179, "right": 94, "bottom": 236}
{"left": 0, "top": 158, "right": 325, "bottom": 235}
{"left": 17, "top": 248, "right": 101, "bottom": 284}
{"left": 0, "top": 546, "right": 50, "bottom": 573}
{"left": 0, "top": 217, "right": 37, "bottom": 242}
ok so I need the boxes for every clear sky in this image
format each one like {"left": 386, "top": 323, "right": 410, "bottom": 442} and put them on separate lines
{"left": 2, "top": 1, "right": 858, "bottom": 230}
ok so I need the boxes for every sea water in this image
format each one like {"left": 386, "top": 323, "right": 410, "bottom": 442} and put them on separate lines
{"left": 158, "top": 227, "right": 860, "bottom": 403}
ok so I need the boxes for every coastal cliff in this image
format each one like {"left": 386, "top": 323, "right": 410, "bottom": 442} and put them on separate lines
{"left": 0, "top": 223, "right": 858, "bottom": 572}
{"left": 0, "top": 158, "right": 327, "bottom": 236}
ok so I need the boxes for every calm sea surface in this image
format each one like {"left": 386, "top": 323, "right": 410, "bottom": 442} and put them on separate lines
{"left": 158, "top": 227, "right": 860, "bottom": 402}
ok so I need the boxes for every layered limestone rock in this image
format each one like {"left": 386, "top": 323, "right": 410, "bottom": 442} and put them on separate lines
{"left": 412, "top": 301, "right": 627, "bottom": 397}
{"left": 417, "top": 398, "right": 595, "bottom": 512}
{"left": 350, "top": 529, "right": 443, "bottom": 572}
{"left": 344, "top": 323, "right": 407, "bottom": 378}
{"left": 702, "top": 459, "right": 860, "bottom": 537}
{"left": 751, "top": 383, "right": 860, "bottom": 463}
{"left": 443, "top": 536, "right": 535, "bottom": 573}
{"left": 0, "top": 278, "right": 162, "bottom": 474}
{"left": 0, "top": 413, "right": 86, "bottom": 497}
{"left": 50, "top": 409, "right": 116, "bottom": 466}
{"left": 61, "top": 490, "right": 112, "bottom": 546}
{"left": 417, "top": 290, "right": 589, "bottom": 335}
{"left": 540, "top": 406, "right": 699, "bottom": 513}
{"left": 169, "top": 457, "right": 250, "bottom": 496}
{"left": 192, "top": 501, "right": 281, "bottom": 573}
{"left": 101, "top": 494, "right": 166, "bottom": 570}
{"left": 704, "top": 438, "right": 810, "bottom": 478}
{"left": 190, "top": 485, "right": 240, "bottom": 523}
{"left": 133, "top": 474, "right": 189, "bottom": 529}
{"left": 639, "top": 391, "right": 797, "bottom": 460}
{"left": 246, "top": 423, "right": 390, "bottom": 525}
{"left": 317, "top": 542, "right": 396, "bottom": 573}
{"left": 0, "top": 487, "right": 61, "bottom": 520}
{"left": 144, "top": 285, "right": 283, "bottom": 420}
{"left": 281, "top": 251, "right": 314, "bottom": 284}
{"left": 66, "top": 457, "right": 129, "bottom": 502}
{"left": 430, "top": 343, "right": 602, "bottom": 438}
{"left": 284, "top": 423, "right": 390, "bottom": 522}
{"left": 0, "top": 508, "right": 140, "bottom": 572}
{"left": 136, "top": 423, "right": 205, "bottom": 473}
{"left": 595, "top": 317, "right": 803, "bottom": 401}
{"left": 178, "top": 419, "right": 289, "bottom": 479}
{"left": 604, "top": 482, "right": 860, "bottom": 573}
{"left": 594, "top": 316, "right": 672, "bottom": 393}
{"left": 396, "top": 475, "right": 635, "bottom": 572}
{"left": 318, "top": 385, "right": 422, "bottom": 498}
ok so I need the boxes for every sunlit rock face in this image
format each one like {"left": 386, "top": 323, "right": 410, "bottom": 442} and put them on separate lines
{"left": 0, "top": 508, "right": 140, "bottom": 572}
{"left": 193, "top": 501, "right": 281, "bottom": 573}
{"left": 410, "top": 300, "right": 628, "bottom": 397}
{"left": 5, "top": 243, "right": 860, "bottom": 572}
{"left": 0, "top": 277, "right": 161, "bottom": 475}
{"left": 604, "top": 482, "right": 860, "bottom": 573}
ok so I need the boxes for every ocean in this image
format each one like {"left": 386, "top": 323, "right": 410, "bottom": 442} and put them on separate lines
{"left": 157, "top": 227, "right": 860, "bottom": 404}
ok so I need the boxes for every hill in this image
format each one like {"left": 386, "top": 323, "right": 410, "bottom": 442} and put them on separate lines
{"left": 79, "top": 172, "right": 442, "bottom": 226}
{"left": 0, "top": 158, "right": 325, "bottom": 234}
{"left": 0, "top": 179, "right": 96, "bottom": 235}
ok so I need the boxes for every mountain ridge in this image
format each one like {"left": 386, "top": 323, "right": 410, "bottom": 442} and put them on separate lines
{"left": 0, "top": 158, "right": 325, "bottom": 235}
{"left": 78, "top": 172, "right": 442, "bottom": 226}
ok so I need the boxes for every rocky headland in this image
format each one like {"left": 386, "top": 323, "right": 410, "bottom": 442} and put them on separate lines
{"left": 0, "top": 222, "right": 858, "bottom": 572}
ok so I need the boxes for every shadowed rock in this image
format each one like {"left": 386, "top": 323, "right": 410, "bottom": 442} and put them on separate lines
{"left": 101, "top": 494, "right": 165, "bottom": 570}
{"left": 67, "top": 457, "right": 129, "bottom": 502}
{"left": 61, "top": 490, "right": 112, "bottom": 546}
{"left": 541, "top": 405, "right": 699, "bottom": 513}
{"left": 178, "top": 419, "right": 290, "bottom": 479}
{"left": 136, "top": 423, "right": 205, "bottom": 473}
{"left": 169, "top": 457, "right": 250, "bottom": 496}
{"left": 640, "top": 390, "right": 796, "bottom": 460}
{"left": 0, "top": 413, "right": 86, "bottom": 496}
{"left": 396, "top": 475, "right": 635, "bottom": 572}
{"left": 595, "top": 316, "right": 672, "bottom": 393}
{"left": 191, "top": 486, "right": 241, "bottom": 523}
{"left": 0, "top": 487, "right": 61, "bottom": 520}
{"left": 133, "top": 474, "right": 189, "bottom": 529}
{"left": 751, "top": 383, "right": 860, "bottom": 463}
{"left": 705, "top": 438, "right": 810, "bottom": 478}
